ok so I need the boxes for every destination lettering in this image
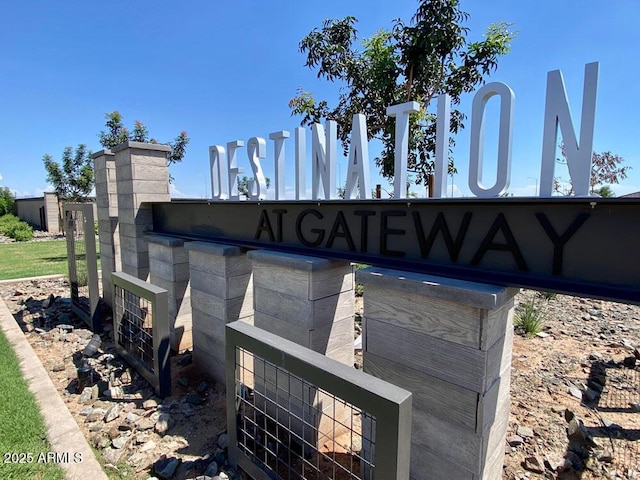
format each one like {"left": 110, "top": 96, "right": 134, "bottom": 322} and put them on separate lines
{"left": 211, "top": 62, "right": 599, "bottom": 201}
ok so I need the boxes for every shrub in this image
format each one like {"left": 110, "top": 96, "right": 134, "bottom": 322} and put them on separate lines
{"left": 537, "top": 290, "right": 557, "bottom": 300}
{"left": 9, "top": 222, "right": 34, "bottom": 242}
{"left": 0, "top": 214, "right": 20, "bottom": 235}
{"left": 515, "top": 296, "right": 546, "bottom": 336}
{"left": 0, "top": 214, "right": 34, "bottom": 241}
{"left": 354, "top": 263, "right": 370, "bottom": 297}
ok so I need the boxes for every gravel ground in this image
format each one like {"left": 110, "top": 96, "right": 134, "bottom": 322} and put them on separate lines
{"left": 1, "top": 278, "right": 639, "bottom": 479}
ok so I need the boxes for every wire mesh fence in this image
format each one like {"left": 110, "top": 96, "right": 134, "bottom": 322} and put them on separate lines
{"left": 112, "top": 271, "right": 171, "bottom": 397}
{"left": 235, "top": 347, "right": 376, "bottom": 479}
{"left": 226, "top": 321, "right": 412, "bottom": 480}
{"left": 64, "top": 203, "right": 100, "bottom": 331}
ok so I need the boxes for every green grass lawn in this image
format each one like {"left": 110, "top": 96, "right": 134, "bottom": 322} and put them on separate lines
{"left": 0, "top": 240, "right": 100, "bottom": 281}
{"left": 0, "top": 329, "right": 65, "bottom": 480}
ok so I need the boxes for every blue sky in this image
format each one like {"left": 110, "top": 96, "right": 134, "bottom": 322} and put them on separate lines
{"left": 1, "top": 0, "right": 639, "bottom": 199}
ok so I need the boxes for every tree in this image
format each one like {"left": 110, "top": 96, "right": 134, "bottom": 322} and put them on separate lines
{"left": 593, "top": 185, "right": 615, "bottom": 197}
{"left": 554, "top": 147, "right": 630, "bottom": 196}
{"left": 289, "top": 0, "right": 516, "bottom": 190}
{"left": 43, "top": 144, "right": 94, "bottom": 202}
{"left": 99, "top": 111, "right": 190, "bottom": 169}
{"left": 0, "top": 187, "right": 16, "bottom": 216}
{"left": 237, "top": 176, "right": 271, "bottom": 199}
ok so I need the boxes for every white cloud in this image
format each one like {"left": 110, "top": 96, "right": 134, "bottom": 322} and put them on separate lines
{"left": 169, "top": 183, "right": 191, "bottom": 199}
{"left": 0, "top": 172, "right": 3, "bottom": 182}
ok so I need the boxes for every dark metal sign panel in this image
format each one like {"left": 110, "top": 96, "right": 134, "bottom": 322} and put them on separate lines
{"left": 150, "top": 198, "right": 640, "bottom": 305}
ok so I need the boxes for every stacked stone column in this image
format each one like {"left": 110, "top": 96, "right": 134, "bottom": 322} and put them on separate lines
{"left": 184, "top": 242, "right": 254, "bottom": 386}
{"left": 357, "top": 267, "right": 517, "bottom": 479}
{"left": 248, "top": 250, "right": 355, "bottom": 450}
{"left": 93, "top": 149, "right": 120, "bottom": 307}
{"left": 113, "top": 142, "right": 170, "bottom": 281}
{"left": 248, "top": 251, "right": 354, "bottom": 364}
{"left": 146, "top": 235, "right": 192, "bottom": 352}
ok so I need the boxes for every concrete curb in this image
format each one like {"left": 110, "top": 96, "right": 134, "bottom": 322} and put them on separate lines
{"left": 0, "top": 297, "right": 108, "bottom": 480}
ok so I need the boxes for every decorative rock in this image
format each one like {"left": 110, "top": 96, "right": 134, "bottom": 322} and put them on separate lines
{"left": 180, "top": 404, "right": 195, "bottom": 417}
{"left": 102, "top": 447, "right": 125, "bottom": 464}
{"left": 213, "top": 450, "right": 225, "bottom": 466}
{"left": 104, "top": 404, "right": 122, "bottom": 423}
{"left": 107, "top": 426, "right": 122, "bottom": 439}
{"left": 79, "top": 387, "right": 93, "bottom": 404}
{"left": 143, "top": 398, "right": 158, "bottom": 410}
{"left": 217, "top": 433, "right": 229, "bottom": 449}
{"left": 125, "top": 412, "right": 141, "bottom": 424}
{"left": 176, "top": 351, "right": 192, "bottom": 366}
{"left": 62, "top": 333, "right": 81, "bottom": 343}
{"left": 79, "top": 406, "right": 93, "bottom": 416}
{"left": 42, "top": 293, "right": 56, "bottom": 308}
{"left": 155, "top": 413, "right": 172, "bottom": 434}
{"left": 52, "top": 363, "right": 66, "bottom": 372}
{"left": 140, "top": 440, "right": 157, "bottom": 452}
{"left": 129, "top": 452, "right": 154, "bottom": 471}
{"left": 584, "top": 388, "right": 599, "bottom": 401}
{"left": 92, "top": 434, "right": 111, "bottom": 449}
{"left": 197, "top": 381, "right": 210, "bottom": 394}
{"left": 112, "top": 436, "right": 129, "bottom": 449}
{"left": 186, "top": 393, "right": 205, "bottom": 405}
{"left": 91, "top": 384, "right": 101, "bottom": 399}
{"left": 177, "top": 377, "right": 189, "bottom": 387}
{"left": 523, "top": 455, "right": 545, "bottom": 474}
{"left": 136, "top": 418, "right": 156, "bottom": 431}
{"left": 517, "top": 425, "right": 534, "bottom": 438}
{"left": 82, "top": 334, "right": 102, "bottom": 357}
{"left": 154, "top": 457, "right": 180, "bottom": 479}
{"left": 88, "top": 422, "right": 103, "bottom": 432}
{"left": 507, "top": 435, "right": 524, "bottom": 447}
{"left": 85, "top": 408, "right": 106, "bottom": 423}
{"left": 204, "top": 461, "right": 219, "bottom": 477}
{"left": 568, "top": 385, "right": 583, "bottom": 399}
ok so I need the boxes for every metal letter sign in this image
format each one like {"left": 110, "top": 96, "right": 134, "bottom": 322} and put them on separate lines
{"left": 151, "top": 198, "right": 640, "bottom": 305}
{"left": 153, "top": 62, "right": 638, "bottom": 305}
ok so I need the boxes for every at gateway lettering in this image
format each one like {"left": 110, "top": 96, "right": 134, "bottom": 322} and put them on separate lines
{"left": 254, "top": 208, "right": 590, "bottom": 276}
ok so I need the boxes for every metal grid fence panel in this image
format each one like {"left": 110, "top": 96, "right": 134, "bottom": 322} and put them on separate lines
{"left": 64, "top": 203, "right": 100, "bottom": 331}
{"left": 226, "top": 321, "right": 412, "bottom": 480}
{"left": 235, "top": 347, "right": 376, "bottom": 479}
{"left": 112, "top": 271, "right": 171, "bottom": 397}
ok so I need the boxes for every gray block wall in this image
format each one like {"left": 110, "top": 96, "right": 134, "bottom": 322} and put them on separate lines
{"left": 248, "top": 250, "right": 356, "bottom": 449}
{"left": 146, "top": 234, "right": 192, "bottom": 352}
{"left": 357, "top": 267, "right": 517, "bottom": 479}
{"left": 248, "top": 250, "right": 355, "bottom": 366}
{"left": 185, "top": 242, "right": 254, "bottom": 386}
{"left": 113, "top": 142, "right": 170, "bottom": 281}
{"left": 93, "top": 150, "right": 119, "bottom": 307}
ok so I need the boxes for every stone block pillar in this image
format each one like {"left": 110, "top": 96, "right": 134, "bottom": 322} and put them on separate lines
{"left": 356, "top": 267, "right": 517, "bottom": 480}
{"left": 248, "top": 250, "right": 354, "bottom": 365}
{"left": 93, "top": 149, "right": 120, "bottom": 307}
{"left": 146, "top": 234, "right": 192, "bottom": 352}
{"left": 184, "top": 242, "right": 253, "bottom": 386}
{"left": 113, "top": 142, "right": 170, "bottom": 281}
{"left": 248, "top": 250, "right": 355, "bottom": 450}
